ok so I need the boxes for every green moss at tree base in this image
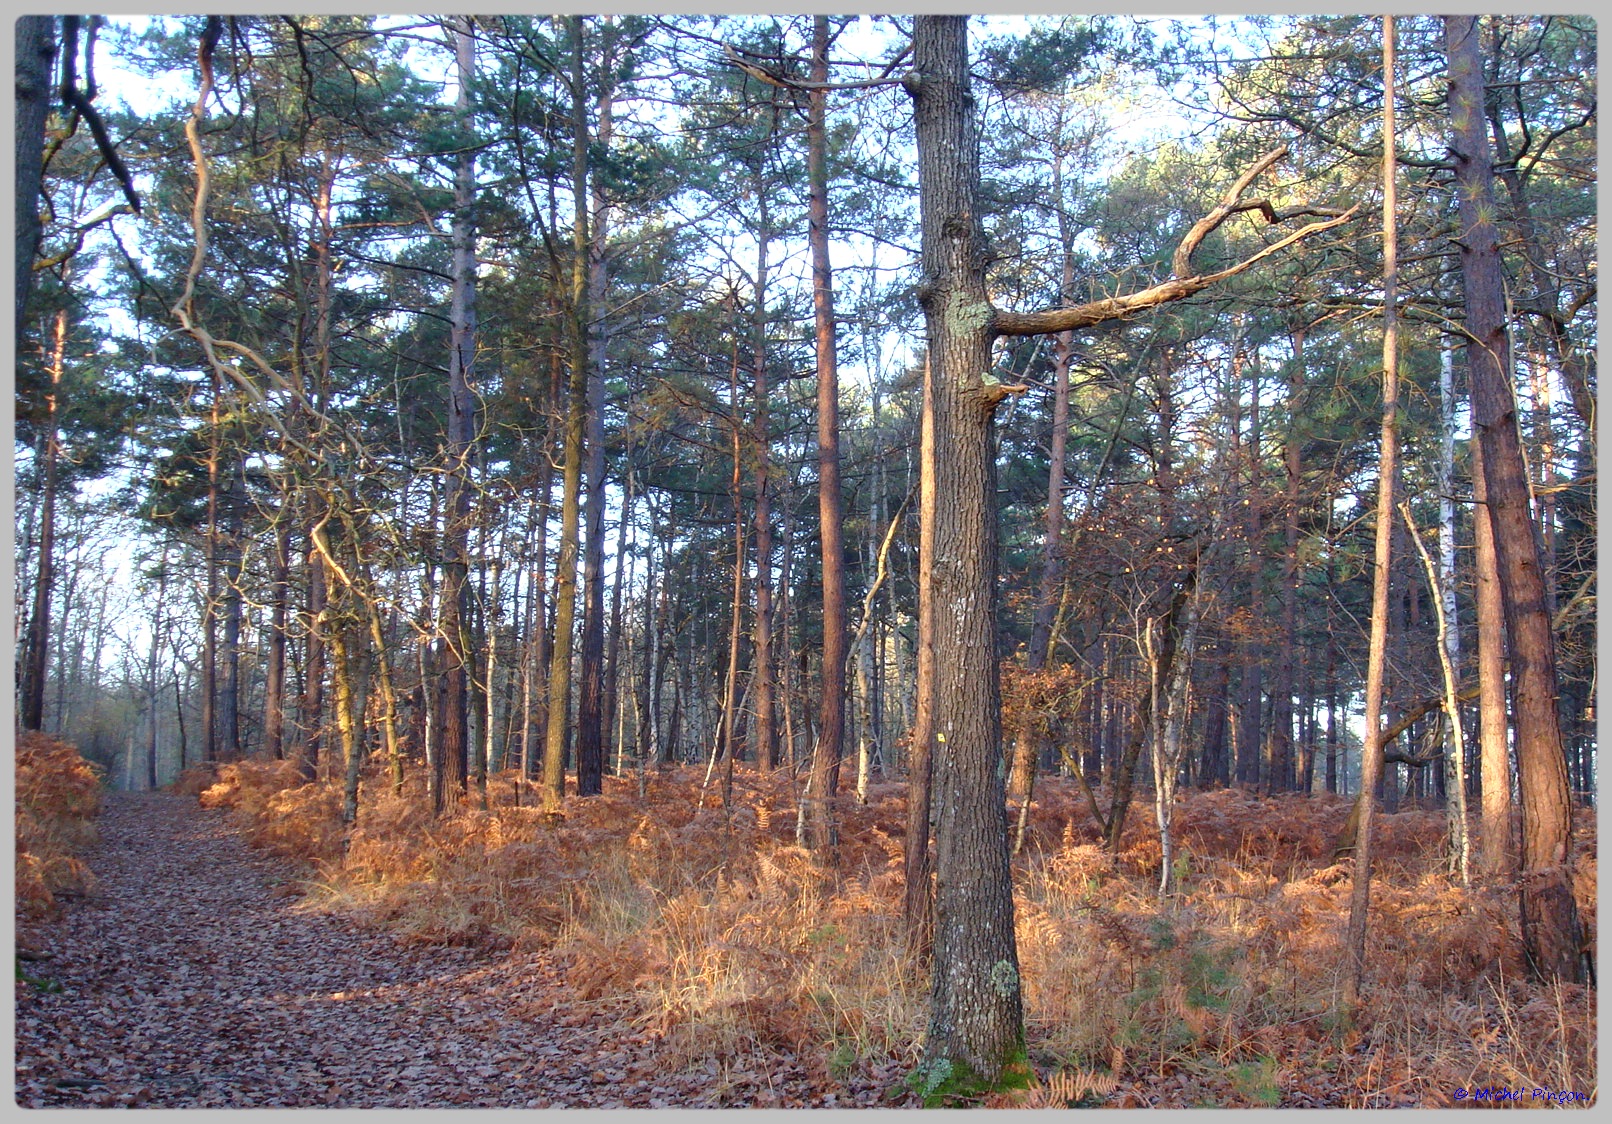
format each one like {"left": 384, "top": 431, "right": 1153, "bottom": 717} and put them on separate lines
{"left": 905, "top": 1042, "right": 1033, "bottom": 1107}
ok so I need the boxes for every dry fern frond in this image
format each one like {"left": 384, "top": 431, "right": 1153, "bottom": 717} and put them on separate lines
{"left": 1025, "top": 1068, "right": 1119, "bottom": 1107}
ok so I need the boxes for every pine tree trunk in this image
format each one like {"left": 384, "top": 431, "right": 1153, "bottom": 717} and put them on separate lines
{"left": 750, "top": 186, "right": 777, "bottom": 773}
{"left": 522, "top": 398, "right": 557, "bottom": 782}
{"left": 1471, "top": 444, "right": 1515, "bottom": 878}
{"left": 1009, "top": 161, "right": 1078, "bottom": 805}
{"left": 331, "top": 622, "right": 361, "bottom": 824}
{"left": 219, "top": 511, "right": 243, "bottom": 759}
{"left": 263, "top": 515, "right": 290, "bottom": 760}
{"left": 603, "top": 466, "right": 632, "bottom": 779}
{"left": 1271, "top": 327, "right": 1306, "bottom": 793}
{"left": 544, "top": 15, "right": 593, "bottom": 815}
{"left": 20, "top": 307, "right": 65, "bottom": 732}
{"left": 577, "top": 20, "right": 613, "bottom": 797}
{"left": 1344, "top": 19, "right": 1399, "bottom": 1015}
{"left": 145, "top": 541, "right": 171, "bottom": 788}
{"left": 1446, "top": 14, "right": 1581, "bottom": 982}
{"left": 437, "top": 15, "right": 479, "bottom": 808}
{"left": 804, "top": 15, "right": 849, "bottom": 855}
{"left": 904, "top": 359, "right": 937, "bottom": 955}
{"left": 299, "top": 536, "right": 326, "bottom": 782}
{"left": 1235, "top": 348, "right": 1264, "bottom": 789}
{"left": 716, "top": 342, "right": 748, "bottom": 808}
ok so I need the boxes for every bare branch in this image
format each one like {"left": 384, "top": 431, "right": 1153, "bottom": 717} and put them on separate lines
{"left": 996, "top": 220, "right": 1358, "bottom": 337}
{"left": 722, "top": 40, "right": 911, "bottom": 91}
{"left": 1172, "top": 146, "right": 1288, "bottom": 279}
{"left": 993, "top": 146, "right": 1359, "bottom": 338}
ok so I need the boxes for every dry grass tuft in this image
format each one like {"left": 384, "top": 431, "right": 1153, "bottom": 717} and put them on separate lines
{"left": 15, "top": 732, "right": 103, "bottom": 922}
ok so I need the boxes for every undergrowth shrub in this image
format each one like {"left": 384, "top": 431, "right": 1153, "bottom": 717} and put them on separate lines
{"left": 15, "top": 732, "right": 103, "bottom": 921}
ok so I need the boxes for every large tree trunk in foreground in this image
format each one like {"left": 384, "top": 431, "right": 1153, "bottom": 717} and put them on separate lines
{"left": 1445, "top": 14, "right": 1581, "bottom": 984}
{"left": 906, "top": 16, "right": 1024, "bottom": 1091}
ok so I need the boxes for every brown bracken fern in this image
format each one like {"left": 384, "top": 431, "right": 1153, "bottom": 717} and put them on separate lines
{"left": 1024, "top": 1067, "right": 1119, "bottom": 1108}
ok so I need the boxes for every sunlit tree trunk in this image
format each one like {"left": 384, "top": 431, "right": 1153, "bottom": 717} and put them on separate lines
{"left": 712, "top": 336, "right": 748, "bottom": 809}
{"left": 436, "top": 14, "right": 479, "bottom": 808}
{"left": 904, "top": 358, "right": 937, "bottom": 955}
{"left": 604, "top": 461, "right": 632, "bottom": 780}
{"left": 263, "top": 512, "right": 290, "bottom": 760}
{"left": 803, "top": 14, "right": 849, "bottom": 855}
{"left": 331, "top": 620, "right": 361, "bottom": 824}
{"left": 1344, "top": 18, "right": 1399, "bottom": 1015}
{"left": 577, "top": 18, "right": 614, "bottom": 797}
{"left": 1152, "top": 579, "right": 1200, "bottom": 898}
{"left": 543, "top": 15, "right": 594, "bottom": 815}
{"left": 521, "top": 366, "right": 558, "bottom": 783}
{"left": 1471, "top": 444, "right": 1514, "bottom": 878}
{"left": 1446, "top": 13, "right": 1581, "bottom": 982}
{"left": 299, "top": 534, "right": 326, "bottom": 782}
{"left": 907, "top": 16, "right": 1024, "bottom": 1086}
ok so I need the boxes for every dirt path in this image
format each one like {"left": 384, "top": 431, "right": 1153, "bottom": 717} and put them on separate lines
{"left": 13, "top": 792, "right": 829, "bottom": 1108}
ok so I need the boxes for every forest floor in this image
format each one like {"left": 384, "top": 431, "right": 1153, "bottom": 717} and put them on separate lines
{"left": 14, "top": 762, "right": 1598, "bottom": 1109}
{"left": 13, "top": 792, "right": 880, "bottom": 1109}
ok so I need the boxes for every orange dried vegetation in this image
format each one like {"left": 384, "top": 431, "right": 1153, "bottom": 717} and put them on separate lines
{"left": 203, "top": 763, "right": 1596, "bottom": 1107}
{"left": 15, "top": 732, "right": 102, "bottom": 921}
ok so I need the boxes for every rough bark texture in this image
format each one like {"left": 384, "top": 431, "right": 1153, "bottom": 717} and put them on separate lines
{"left": 14, "top": 15, "right": 55, "bottom": 342}
{"left": 1471, "top": 445, "right": 1515, "bottom": 878}
{"left": 907, "top": 15, "right": 1024, "bottom": 1089}
{"left": 1445, "top": 14, "right": 1581, "bottom": 983}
